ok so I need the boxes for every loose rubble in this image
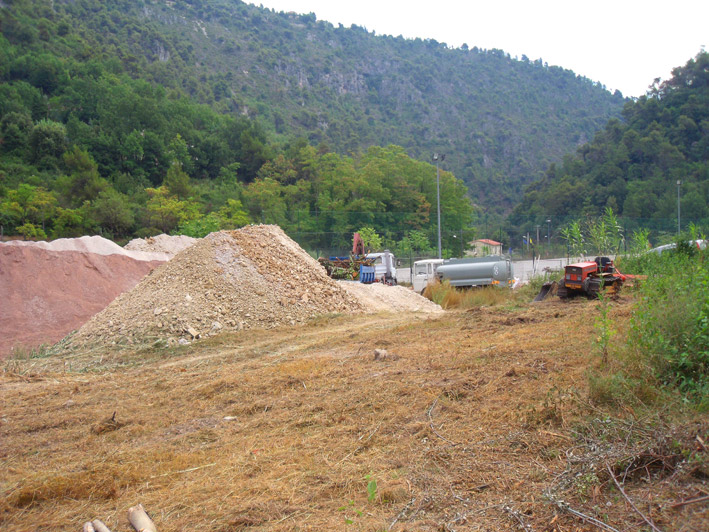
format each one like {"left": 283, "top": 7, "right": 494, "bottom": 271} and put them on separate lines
{"left": 68, "top": 226, "right": 367, "bottom": 347}
{"left": 338, "top": 282, "right": 443, "bottom": 314}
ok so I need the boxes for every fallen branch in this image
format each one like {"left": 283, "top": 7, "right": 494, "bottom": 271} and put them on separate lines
{"left": 669, "top": 494, "right": 709, "bottom": 509}
{"left": 150, "top": 462, "right": 216, "bottom": 478}
{"left": 427, "top": 398, "right": 457, "bottom": 446}
{"left": 606, "top": 463, "right": 664, "bottom": 532}
{"left": 503, "top": 505, "right": 533, "bottom": 531}
{"left": 128, "top": 504, "right": 157, "bottom": 532}
{"left": 553, "top": 499, "right": 620, "bottom": 532}
{"left": 388, "top": 497, "right": 415, "bottom": 531}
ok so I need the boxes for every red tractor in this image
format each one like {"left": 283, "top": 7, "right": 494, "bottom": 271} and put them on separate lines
{"left": 535, "top": 256, "right": 631, "bottom": 301}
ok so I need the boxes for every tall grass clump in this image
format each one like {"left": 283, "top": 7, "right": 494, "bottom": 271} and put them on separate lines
{"left": 423, "top": 279, "right": 511, "bottom": 309}
{"left": 626, "top": 248, "right": 709, "bottom": 400}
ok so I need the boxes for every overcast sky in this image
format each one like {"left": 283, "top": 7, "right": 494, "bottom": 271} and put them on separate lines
{"left": 251, "top": 0, "right": 707, "bottom": 98}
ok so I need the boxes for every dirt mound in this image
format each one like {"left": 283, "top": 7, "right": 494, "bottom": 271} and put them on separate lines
{"left": 0, "top": 245, "right": 162, "bottom": 358}
{"left": 69, "top": 226, "right": 366, "bottom": 347}
{"left": 124, "top": 234, "right": 197, "bottom": 257}
{"left": 3, "top": 235, "right": 169, "bottom": 261}
{"left": 338, "top": 282, "right": 443, "bottom": 313}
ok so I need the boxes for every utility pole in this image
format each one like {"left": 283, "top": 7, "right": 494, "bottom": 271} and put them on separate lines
{"left": 433, "top": 153, "right": 445, "bottom": 259}
{"left": 536, "top": 225, "right": 540, "bottom": 247}
{"left": 677, "top": 180, "right": 681, "bottom": 234}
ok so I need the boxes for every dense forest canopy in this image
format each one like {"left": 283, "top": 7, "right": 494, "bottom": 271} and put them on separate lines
{"left": 510, "top": 51, "right": 709, "bottom": 239}
{"left": 0, "top": 0, "right": 624, "bottom": 217}
{"left": 3, "top": 0, "right": 704, "bottom": 254}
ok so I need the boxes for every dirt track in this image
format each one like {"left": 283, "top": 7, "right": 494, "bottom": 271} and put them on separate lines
{"left": 2, "top": 296, "right": 705, "bottom": 531}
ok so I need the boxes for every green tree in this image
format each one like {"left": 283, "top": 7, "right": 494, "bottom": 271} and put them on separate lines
{"left": 52, "top": 207, "right": 86, "bottom": 238}
{"left": 164, "top": 161, "right": 193, "bottom": 199}
{"left": 144, "top": 186, "right": 199, "bottom": 233}
{"left": 0, "top": 184, "right": 57, "bottom": 233}
{"left": 0, "top": 111, "right": 33, "bottom": 155}
{"left": 61, "top": 145, "right": 107, "bottom": 206}
{"left": 242, "top": 177, "right": 287, "bottom": 226}
{"left": 16, "top": 222, "right": 47, "bottom": 240}
{"left": 29, "top": 119, "right": 67, "bottom": 167}
{"left": 217, "top": 198, "right": 250, "bottom": 229}
{"left": 167, "top": 133, "right": 193, "bottom": 174}
{"left": 90, "top": 188, "right": 135, "bottom": 237}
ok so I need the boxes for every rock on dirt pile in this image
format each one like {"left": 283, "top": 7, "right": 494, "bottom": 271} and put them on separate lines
{"left": 68, "top": 226, "right": 366, "bottom": 347}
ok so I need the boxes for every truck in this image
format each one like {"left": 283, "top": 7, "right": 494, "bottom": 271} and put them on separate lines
{"left": 318, "top": 232, "right": 397, "bottom": 284}
{"left": 365, "top": 250, "right": 398, "bottom": 284}
{"left": 412, "top": 255, "right": 514, "bottom": 293}
{"left": 412, "top": 258, "right": 444, "bottom": 293}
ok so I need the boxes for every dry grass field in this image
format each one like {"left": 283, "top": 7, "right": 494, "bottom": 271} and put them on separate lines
{"left": 1, "top": 295, "right": 707, "bottom": 531}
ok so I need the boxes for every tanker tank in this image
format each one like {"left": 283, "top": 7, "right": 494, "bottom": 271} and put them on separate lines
{"left": 436, "top": 255, "right": 514, "bottom": 287}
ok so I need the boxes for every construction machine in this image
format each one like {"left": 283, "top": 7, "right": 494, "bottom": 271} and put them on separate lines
{"left": 318, "top": 233, "right": 397, "bottom": 284}
{"left": 535, "top": 256, "right": 630, "bottom": 301}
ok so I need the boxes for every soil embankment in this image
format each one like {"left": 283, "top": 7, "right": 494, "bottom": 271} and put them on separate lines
{"left": 0, "top": 245, "right": 162, "bottom": 357}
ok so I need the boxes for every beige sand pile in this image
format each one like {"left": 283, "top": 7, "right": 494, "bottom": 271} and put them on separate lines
{"left": 338, "top": 282, "right": 443, "bottom": 313}
{"left": 124, "top": 234, "right": 196, "bottom": 257}
{"left": 68, "top": 226, "right": 366, "bottom": 347}
{"left": 3, "top": 235, "right": 169, "bottom": 261}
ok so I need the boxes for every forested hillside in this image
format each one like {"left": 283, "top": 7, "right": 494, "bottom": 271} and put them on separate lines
{"left": 0, "top": 0, "right": 624, "bottom": 215}
{"left": 510, "top": 51, "right": 709, "bottom": 233}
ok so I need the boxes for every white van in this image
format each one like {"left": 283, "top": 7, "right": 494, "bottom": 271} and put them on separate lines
{"left": 412, "top": 259, "right": 444, "bottom": 293}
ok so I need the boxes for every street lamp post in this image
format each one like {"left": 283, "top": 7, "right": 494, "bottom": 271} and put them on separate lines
{"left": 433, "top": 153, "right": 445, "bottom": 259}
{"left": 677, "top": 180, "right": 681, "bottom": 234}
{"left": 546, "top": 219, "right": 551, "bottom": 249}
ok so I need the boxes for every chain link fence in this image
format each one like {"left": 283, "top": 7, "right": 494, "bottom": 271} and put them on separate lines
{"left": 277, "top": 211, "right": 707, "bottom": 262}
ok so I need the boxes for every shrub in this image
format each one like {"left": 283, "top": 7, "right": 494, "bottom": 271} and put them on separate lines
{"left": 627, "top": 249, "right": 709, "bottom": 396}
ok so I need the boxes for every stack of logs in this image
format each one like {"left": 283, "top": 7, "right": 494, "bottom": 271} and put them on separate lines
{"left": 82, "top": 504, "right": 156, "bottom": 532}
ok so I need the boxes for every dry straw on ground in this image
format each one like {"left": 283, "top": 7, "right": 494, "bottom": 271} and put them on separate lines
{"left": 2, "top": 295, "right": 705, "bottom": 531}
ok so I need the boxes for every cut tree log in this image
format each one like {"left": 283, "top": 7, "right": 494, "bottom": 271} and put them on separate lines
{"left": 92, "top": 520, "right": 112, "bottom": 532}
{"left": 128, "top": 504, "right": 158, "bottom": 532}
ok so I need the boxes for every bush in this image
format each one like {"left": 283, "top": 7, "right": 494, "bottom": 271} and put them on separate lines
{"left": 627, "top": 249, "right": 709, "bottom": 396}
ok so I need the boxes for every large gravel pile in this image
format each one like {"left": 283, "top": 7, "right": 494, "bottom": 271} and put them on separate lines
{"left": 68, "top": 226, "right": 366, "bottom": 347}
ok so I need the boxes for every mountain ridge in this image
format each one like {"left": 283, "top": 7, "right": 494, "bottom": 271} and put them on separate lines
{"left": 2, "top": 0, "right": 624, "bottom": 213}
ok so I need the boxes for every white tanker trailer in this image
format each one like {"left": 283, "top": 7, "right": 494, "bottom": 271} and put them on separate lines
{"left": 412, "top": 255, "right": 515, "bottom": 293}
{"left": 436, "top": 255, "right": 514, "bottom": 288}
